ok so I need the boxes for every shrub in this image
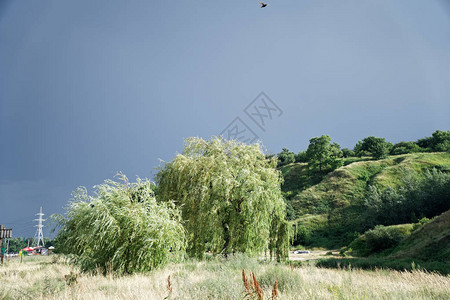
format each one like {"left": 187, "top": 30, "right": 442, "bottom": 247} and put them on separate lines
{"left": 295, "top": 151, "right": 308, "bottom": 163}
{"left": 341, "top": 148, "right": 355, "bottom": 158}
{"left": 354, "top": 136, "right": 392, "bottom": 159}
{"left": 362, "top": 168, "right": 450, "bottom": 227}
{"left": 412, "top": 217, "right": 430, "bottom": 231}
{"left": 293, "top": 225, "right": 310, "bottom": 245}
{"left": 349, "top": 224, "right": 414, "bottom": 257}
{"left": 277, "top": 148, "right": 295, "bottom": 166}
{"left": 390, "top": 141, "right": 422, "bottom": 155}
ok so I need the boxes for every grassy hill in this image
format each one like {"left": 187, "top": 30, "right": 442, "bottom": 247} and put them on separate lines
{"left": 316, "top": 210, "right": 450, "bottom": 274}
{"left": 281, "top": 152, "right": 450, "bottom": 248}
{"left": 288, "top": 152, "right": 450, "bottom": 214}
{"left": 389, "top": 209, "right": 450, "bottom": 263}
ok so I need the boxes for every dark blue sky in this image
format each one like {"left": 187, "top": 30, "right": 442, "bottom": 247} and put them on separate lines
{"left": 1, "top": 0, "right": 450, "bottom": 238}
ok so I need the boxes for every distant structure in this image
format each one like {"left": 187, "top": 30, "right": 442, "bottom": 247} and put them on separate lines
{"left": 34, "top": 207, "right": 45, "bottom": 248}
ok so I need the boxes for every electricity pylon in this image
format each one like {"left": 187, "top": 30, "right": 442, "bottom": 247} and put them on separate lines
{"left": 34, "top": 207, "right": 45, "bottom": 248}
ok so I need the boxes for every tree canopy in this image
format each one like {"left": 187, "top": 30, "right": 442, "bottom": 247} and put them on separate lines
{"left": 354, "top": 136, "right": 392, "bottom": 159}
{"left": 277, "top": 148, "right": 295, "bottom": 166}
{"left": 156, "top": 137, "right": 290, "bottom": 260}
{"left": 54, "top": 174, "right": 185, "bottom": 275}
{"left": 306, "top": 135, "right": 342, "bottom": 171}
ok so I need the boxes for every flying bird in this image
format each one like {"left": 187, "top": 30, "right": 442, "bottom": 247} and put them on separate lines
{"left": 259, "top": 1, "right": 268, "bottom": 8}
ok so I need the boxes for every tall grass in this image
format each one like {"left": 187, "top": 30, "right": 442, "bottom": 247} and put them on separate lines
{"left": 1, "top": 255, "right": 449, "bottom": 299}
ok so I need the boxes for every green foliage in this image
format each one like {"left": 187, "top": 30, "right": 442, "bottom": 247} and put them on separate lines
{"left": 284, "top": 198, "right": 296, "bottom": 221}
{"left": 348, "top": 224, "right": 415, "bottom": 257}
{"left": 277, "top": 148, "right": 295, "bottom": 166}
{"left": 412, "top": 217, "right": 430, "bottom": 231}
{"left": 353, "top": 141, "right": 369, "bottom": 157}
{"left": 341, "top": 148, "right": 355, "bottom": 158}
{"left": 416, "top": 136, "right": 433, "bottom": 149}
{"left": 354, "top": 136, "right": 392, "bottom": 159}
{"left": 4, "top": 237, "right": 56, "bottom": 252}
{"left": 295, "top": 151, "right": 308, "bottom": 163}
{"left": 363, "top": 168, "right": 450, "bottom": 228}
{"left": 53, "top": 174, "right": 185, "bottom": 275}
{"left": 293, "top": 224, "right": 310, "bottom": 245}
{"left": 3, "top": 238, "right": 26, "bottom": 253}
{"left": 388, "top": 210, "right": 450, "bottom": 264}
{"left": 390, "top": 141, "right": 422, "bottom": 155}
{"left": 431, "top": 130, "right": 450, "bottom": 152}
{"left": 156, "top": 137, "right": 290, "bottom": 260}
{"left": 416, "top": 130, "right": 450, "bottom": 152}
{"left": 306, "top": 135, "right": 342, "bottom": 172}
{"left": 287, "top": 152, "right": 450, "bottom": 248}
{"left": 316, "top": 257, "right": 450, "bottom": 275}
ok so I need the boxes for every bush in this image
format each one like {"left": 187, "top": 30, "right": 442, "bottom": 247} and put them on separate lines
{"left": 416, "top": 130, "right": 450, "bottom": 152}
{"left": 412, "top": 217, "right": 430, "bottom": 231}
{"left": 349, "top": 224, "right": 414, "bottom": 257}
{"left": 354, "top": 136, "right": 392, "bottom": 159}
{"left": 278, "top": 148, "right": 295, "bottom": 166}
{"left": 431, "top": 130, "right": 450, "bottom": 152}
{"left": 390, "top": 142, "right": 422, "bottom": 155}
{"left": 341, "top": 148, "right": 355, "bottom": 158}
{"left": 53, "top": 174, "right": 186, "bottom": 275}
{"left": 362, "top": 168, "right": 450, "bottom": 228}
{"left": 293, "top": 225, "right": 311, "bottom": 245}
{"left": 295, "top": 151, "right": 308, "bottom": 163}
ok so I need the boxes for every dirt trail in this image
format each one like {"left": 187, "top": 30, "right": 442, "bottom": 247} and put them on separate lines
{"left": 289, "top": 249, "right": 338, "bottom": 261}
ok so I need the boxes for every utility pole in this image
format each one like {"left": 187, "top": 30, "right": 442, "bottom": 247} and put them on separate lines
{"left": 34, "top": 207, "right": 45, "bottom": 248}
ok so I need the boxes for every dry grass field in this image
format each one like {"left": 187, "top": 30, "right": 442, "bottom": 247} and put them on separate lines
{"left": 0, "top": 254, "right": 449, "bottom": 299}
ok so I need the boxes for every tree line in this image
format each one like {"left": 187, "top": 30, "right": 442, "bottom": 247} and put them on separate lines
{"left": 276, "top": 130, "right": 450, "bottom": 169}
{"left": 2, "top": 237, "right": 54, "bottom": 253}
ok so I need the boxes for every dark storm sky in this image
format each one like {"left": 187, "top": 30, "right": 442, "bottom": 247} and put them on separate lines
{"left": 1, "top": 0, "right": 450, "bottom": 238}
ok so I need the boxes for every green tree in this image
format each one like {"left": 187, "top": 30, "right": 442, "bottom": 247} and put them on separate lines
{"left": 416, "top": 130, "right": 450, "bottom": 152}
{"left": 2, "top": 237, "right": 29, "bottom": 253}
{"left": 277, "top": 148, "right": 295, "bottom": 166}
{"left": 306, "top": 135, "right": 341, "bottom": 171}
{"left": 431, "top": 130, "right": 450, "bottom": 152}
{"left": 156, "top": 137, "right": 290, "bottom": 261}
{"left": 341, "top": 148, "right": 355, "bottom": 158}
{"left": 362, "top": 168, "right": 450, "bottom": 228}
{"left": 416, "top": 136, "right": 433, "bottom": 149}
{"left": 295, "top": 151, "right": 308, "bottom": 163}
{"left": 353, "top": 141, "right": 370, "bottom": 157}
{"left": 306, "top": 135, "right": 331, "bottom": 171}
{"left": 53, "top": 174, "right": 185, "bottom": 275}
{"left": 390, "top": 141, "right": 422, "bottom": 155}
{"left": 355, "top": 136, "right": 391, "bottom": 159}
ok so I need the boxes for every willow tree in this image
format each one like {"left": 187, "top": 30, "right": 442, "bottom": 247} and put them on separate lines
{"left": 53, "top": 174, "right": 185, "bottom": 275}
{"left": 156, "top": 137, "right": 290, "bottom": 260}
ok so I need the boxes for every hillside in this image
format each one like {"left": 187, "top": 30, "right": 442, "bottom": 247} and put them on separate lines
{"left": 288, "top": 152, "right": 450, "bottom": 215}
{"left": 281, "top": 152, "right": 450, "bottom": 247}
{"left": 319, "top": 211, "right": 450, "bottom": 274}
{"left": 389, "top": 209, "right": 450, "bottom": 263}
